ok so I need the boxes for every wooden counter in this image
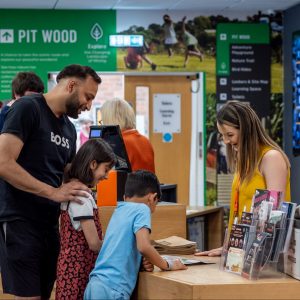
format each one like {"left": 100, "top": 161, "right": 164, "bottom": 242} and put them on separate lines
{"left": 99, "top": 202, "right": 187, "bottom": 240}
{"left": 187, "top": 206, "right": 224, "bottom": 250}
{"left": 136, "top": 256, "right": 300, "bottom": 299}
{"left": 100, "top": 204, "right": 224, "bottom": 248}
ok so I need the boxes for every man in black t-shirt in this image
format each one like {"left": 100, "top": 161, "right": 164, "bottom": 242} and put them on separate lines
{"left": 0, "top": 64, "right": 101, "bottom": 299}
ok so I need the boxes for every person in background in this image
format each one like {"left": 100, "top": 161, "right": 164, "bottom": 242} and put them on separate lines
{"left": 76, "top": 116, "right": 93, "bottom": 151}
{"left": 0, "top": 64, "right": 101, "bottom": 299}
{"left": 100, "top": 98, "right": 155, "bottom": 173}
{"left": 0, "top": 71, "right": 45, "bottom": 131}
{"left": 84, "top": 170, "right": 187, "bottom": 300}
{"left": 124, "top": 47, "right": 143, "bottom": 70}
{"left": 195, "top": 100, "right": 291, "bottom": 257}
{"left": 124, "top": 42, "right": 157, "bottom": 71}
{"left": 181, "top": 16, "right": 204, "bottom": 68}
{"left": 162, "top": 14, "right": 178, "bottom": 57}
{"left": 56, "top": 138, "right": 116, "bottom": 300}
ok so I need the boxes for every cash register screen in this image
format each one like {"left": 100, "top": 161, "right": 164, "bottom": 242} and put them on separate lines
{"left": 89, "top": 125, "right": 132, "bottom": 172}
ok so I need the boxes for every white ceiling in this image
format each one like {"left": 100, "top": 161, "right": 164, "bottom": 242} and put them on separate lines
{"left": 0, "top": 0, "right": 299, "bottom": 12}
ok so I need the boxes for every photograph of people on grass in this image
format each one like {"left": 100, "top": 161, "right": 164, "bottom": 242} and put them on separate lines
{"left": 117, "top": 11, "right": 283, "bottom": 94}
{"left": 117, "top": 14, "right": 211, "bottom": 74}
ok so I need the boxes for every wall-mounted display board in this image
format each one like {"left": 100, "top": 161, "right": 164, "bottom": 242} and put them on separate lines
{"left": 216, "top": 23, "right": 270, "bottom": 118}
{"left": 292, "top": 31, "right": 300, "bottom": 156}
{"left": 0, "top": 9, "right": 116, "bottom": 99}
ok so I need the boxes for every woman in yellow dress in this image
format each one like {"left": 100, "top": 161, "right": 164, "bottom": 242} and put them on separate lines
{"left": 196, "top": 100, "right": 290, "bottom": 257}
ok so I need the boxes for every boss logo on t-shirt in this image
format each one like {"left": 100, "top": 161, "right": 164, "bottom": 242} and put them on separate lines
{"left": 51, "top": 132, "right": 70, "bottom": 149}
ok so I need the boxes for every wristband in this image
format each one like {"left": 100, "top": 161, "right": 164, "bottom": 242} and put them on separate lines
{"left": 164, "top": 258, "right": 174, "bottom": 271}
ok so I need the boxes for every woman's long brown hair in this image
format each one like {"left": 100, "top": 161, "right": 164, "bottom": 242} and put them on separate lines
{"left": 217, "top": 101, "right": 290, "bottom": 184}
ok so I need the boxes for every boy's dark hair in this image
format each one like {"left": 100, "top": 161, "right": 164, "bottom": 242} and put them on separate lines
{"left": 67, "top": 139, "right": 116, "bottom": 186}
{"left": 124, "top": 170, "right": 161, "bottom": 200}
{"left": 56, "top": 64, "right": 102, "bottom": 84}
{"left": 11, "top": 72, "right": 44, "bottom": 98}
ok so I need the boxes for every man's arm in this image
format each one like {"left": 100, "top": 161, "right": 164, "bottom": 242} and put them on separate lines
{"left": 0, "top": 133, "right": 89, "bottom": 203}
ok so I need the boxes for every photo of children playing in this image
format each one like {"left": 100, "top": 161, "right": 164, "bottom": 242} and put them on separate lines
{"left": 118, "top": 14, "right": 207, "bottom": 73}
{"left": 117, "top": 11, "right": 283, "bottom": 94}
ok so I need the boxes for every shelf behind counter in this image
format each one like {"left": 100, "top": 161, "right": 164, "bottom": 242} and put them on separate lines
{"left": 99, "top": 202, "right": 224, "bottom": 249}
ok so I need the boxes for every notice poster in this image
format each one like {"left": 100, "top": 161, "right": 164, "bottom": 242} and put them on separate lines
{"left": 216, "top": 23, "right": 270, "bottom": 118}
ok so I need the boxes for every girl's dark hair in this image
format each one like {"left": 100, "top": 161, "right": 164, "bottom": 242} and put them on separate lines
{"left": 67, "top": 139, "right": 116, "bottom": 186}
{"left": 124, "top": 170, "right": 161, "bottom": 200}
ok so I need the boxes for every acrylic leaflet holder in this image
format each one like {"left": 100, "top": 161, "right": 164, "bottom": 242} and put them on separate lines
{"left": 220, "top": 223, "right": 287, "bottom": 280}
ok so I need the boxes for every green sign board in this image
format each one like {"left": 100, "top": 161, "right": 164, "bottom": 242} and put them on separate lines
{"left": 216, "top": 23, "right": 269, "bottom": 76}
{"left": 0, "top": 9, "right": 116, "bottom": 99}
{"left": 216, "top": 23, "right": 270, "bottom": 118}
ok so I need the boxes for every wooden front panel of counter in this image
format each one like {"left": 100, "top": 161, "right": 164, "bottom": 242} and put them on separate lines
{"left": 137, "top": 257, "right": 300, "bottom": 299}
{"left": 187, "top": 206, "right": 224, "bottom": 250}
{"left": 99, "top": 203, "right": 186, "bottom": 240}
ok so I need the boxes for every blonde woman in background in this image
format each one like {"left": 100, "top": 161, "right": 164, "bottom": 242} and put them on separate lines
{"left": 100, "top": 98, "right": 155, "bottom": 173}
{"left": 196, "top": 100, "right": 291, "bottom": 257}
{"left": 76, "top": 116, "right": 93, "bottom": 152}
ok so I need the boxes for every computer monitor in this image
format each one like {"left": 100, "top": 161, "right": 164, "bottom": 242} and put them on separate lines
{"left": 89, "top": 125, "right": 132, "bottom": 172}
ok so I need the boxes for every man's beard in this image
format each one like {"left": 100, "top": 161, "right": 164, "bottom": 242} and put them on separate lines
{"left": 65, "top": 92, "right": 81, "bottom": 119}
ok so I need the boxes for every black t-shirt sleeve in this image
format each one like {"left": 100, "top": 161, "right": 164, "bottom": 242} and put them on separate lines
{"left": 0, "top": 105, "right": 10, "bottom": 133}
{"left": 68, "top": 123, "right": 76, "bottom": 163}
{"left": 2, "top": 98, "right": 39, "bottom": 142}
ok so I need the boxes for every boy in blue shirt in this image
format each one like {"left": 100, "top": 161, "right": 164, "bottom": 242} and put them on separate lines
{"left": 84, "top": 170, "right": 187, "bottom": 300}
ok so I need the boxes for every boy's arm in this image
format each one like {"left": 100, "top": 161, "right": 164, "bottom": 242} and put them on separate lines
{"left": 136, "top": 228, "right": 187, "bottom": 271}
{"left": 81, "top": 219, "right": 102, "bottom": 252}
{"left": 141, "top": 257, "right": 154, "bottom": 272}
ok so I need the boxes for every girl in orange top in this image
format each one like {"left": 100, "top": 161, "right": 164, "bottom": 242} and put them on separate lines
{"left": 196, "top": 100, "right": 291, "bottom": 257}
{"left": 100, "top": 98, "right": 155, "bottom": 173}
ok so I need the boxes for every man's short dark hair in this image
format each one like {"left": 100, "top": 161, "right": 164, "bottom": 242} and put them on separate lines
{"left": 124, "top": 170, "right": 161, "bottom": 200}
{"left": 11, "top": 72, "right": 44, "bottom": 98}
{"left": 56, "top": 64, "right": 102, "bottom": 85}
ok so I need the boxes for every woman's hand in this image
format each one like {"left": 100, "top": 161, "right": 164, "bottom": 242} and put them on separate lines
{"left": 194, "top": 247, "right": 222, "bottom": 257}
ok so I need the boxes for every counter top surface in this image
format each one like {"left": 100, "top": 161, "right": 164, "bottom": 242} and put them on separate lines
{"left": 137, "top": 255, "right": 300, "bottom": 299}
{"left": 143, "top": 256, "right": 297, "bottom": 285}
{"left": 186, "top": 206, "right": 222, "bottom": 217}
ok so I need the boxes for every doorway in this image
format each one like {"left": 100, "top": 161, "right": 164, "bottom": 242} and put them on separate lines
{"left": 47, "top": 71, "right": 205, "bottom": 206}
{"left": 125, "top": 73, "right": 204, "bottom": 206}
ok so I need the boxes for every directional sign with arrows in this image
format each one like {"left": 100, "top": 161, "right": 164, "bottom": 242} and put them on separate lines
{"left": 0, "top": 29, "right": 14, "bottom": 43}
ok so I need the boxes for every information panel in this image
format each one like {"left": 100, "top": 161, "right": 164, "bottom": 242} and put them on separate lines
{"left": 292, "top": 31, "right": 300, "bottom": 156}
{"left": 216, "top": 23, "right": 270, "bottom": 117}
{"left": 0, "top": 9, "right": 116, "bottom": 99}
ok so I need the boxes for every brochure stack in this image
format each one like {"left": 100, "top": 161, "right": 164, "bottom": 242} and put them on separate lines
{"left": 220, "top": 189, "right": 297, "bottom": 280}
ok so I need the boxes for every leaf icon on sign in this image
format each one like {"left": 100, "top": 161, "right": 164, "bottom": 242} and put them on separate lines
{"left": 90, "top": 23, "right": 103, "bottom": 41}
